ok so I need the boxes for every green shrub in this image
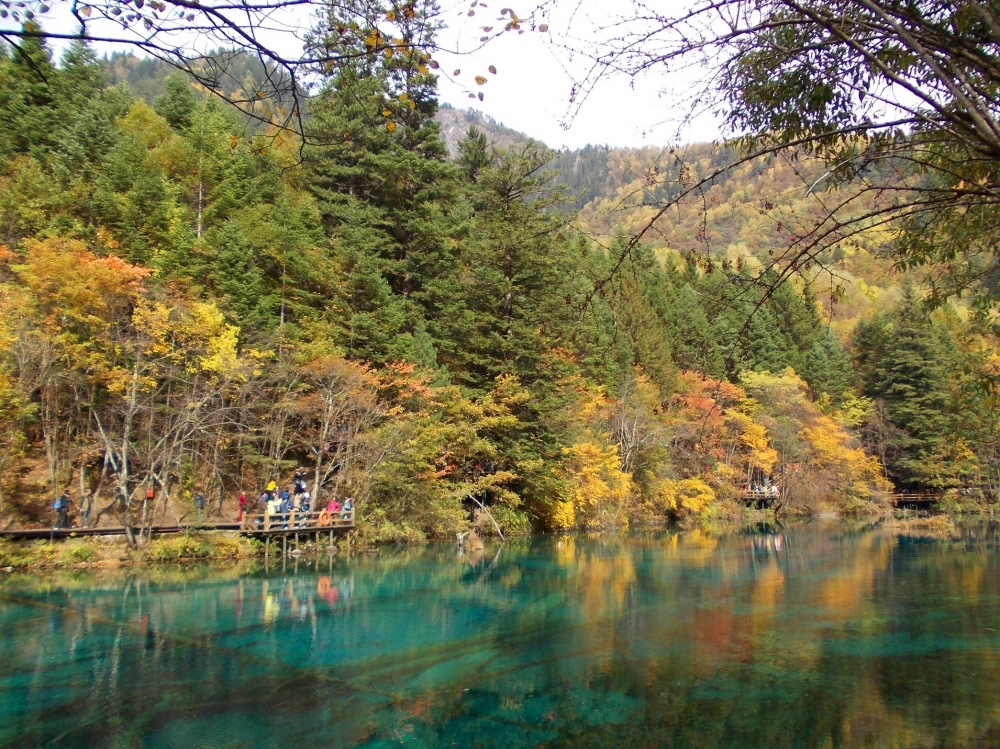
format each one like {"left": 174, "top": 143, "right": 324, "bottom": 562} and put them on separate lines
{"left": 0, "top": 540, "right": 59, "bottom": 568}
{"left": 65, "top": 544, "right": 97, "bottom": 563}
{"left": 486, "top": 505, "right": 534, "bottom": 536}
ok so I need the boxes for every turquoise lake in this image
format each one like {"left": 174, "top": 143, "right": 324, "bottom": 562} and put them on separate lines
{"left": 3, "top": 523, "right": 1000, "bottom": 748}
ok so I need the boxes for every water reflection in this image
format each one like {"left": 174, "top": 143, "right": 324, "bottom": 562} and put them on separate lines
{"left": 3, "top": 523, "right": 1000, "bottom": 747}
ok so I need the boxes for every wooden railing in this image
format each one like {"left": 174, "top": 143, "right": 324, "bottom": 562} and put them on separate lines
{"left": 892, "top": 494, "right": 940, "bottom": 504}
{"left": 239, "top": 507, "right": 355, "bottom": 533}
{"left": 742, "top": 490, "right": 781, "bottom": 504}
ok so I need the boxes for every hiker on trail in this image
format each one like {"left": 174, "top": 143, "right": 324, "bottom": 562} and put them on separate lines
{"left": 79, "top": 490, "right": 93, "bottom": 528}
{"left": 341, "top": 497, "right": 354, "bottom": 519}
{"left": 238, "top": 492, "right": 247, "bottom": 522}
{"left": 53, "top": 491, "right": 71, "bottom": 530}
{"left": 194, "top": 492, "right": 205, "bottom": 521}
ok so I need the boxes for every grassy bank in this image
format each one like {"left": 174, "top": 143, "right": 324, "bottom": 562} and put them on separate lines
{"left": 0, "top": 532, "right": 264, "bottom": 570}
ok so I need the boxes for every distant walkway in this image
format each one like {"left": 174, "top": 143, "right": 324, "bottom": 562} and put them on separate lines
{"left": 892, "top": 493, "right": 940, "bottom": 507}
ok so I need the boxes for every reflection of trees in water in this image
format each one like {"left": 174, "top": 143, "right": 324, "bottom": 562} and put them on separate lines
{"left": 5, "top": 526, "right": 1000, "bottom": 746}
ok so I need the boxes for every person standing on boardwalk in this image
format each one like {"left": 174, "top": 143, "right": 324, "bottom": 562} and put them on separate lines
{"left": 79, "top": 490, "right": 93, "bottom": 528}
{"left": 194, "top": 492, "right": 205, "bottom": 522}
{"left": 238, "top": 492, "right": 247, "bottom": 522}
{"left": 53, "top": 491, "right": 71, "bottom": 530}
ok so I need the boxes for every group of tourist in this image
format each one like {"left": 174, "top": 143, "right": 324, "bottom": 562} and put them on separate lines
{"left": 237, "top": 468, "right": 354, "bottom": 527}
{"left": 743, "top": 482, "right": 781, "bottom": 497}
{"left": 48, "top": 467, "right": 356, "bottom": 531}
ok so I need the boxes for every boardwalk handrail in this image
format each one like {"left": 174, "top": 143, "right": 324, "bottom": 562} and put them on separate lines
{"left": 0, "top": 509, "right": 356, "bottom": 541}
{"left": 240, "top": 507, "right": 355, "bottom": 533}
{"left": 892, "top": 493, "right": 940, "bottom": 503}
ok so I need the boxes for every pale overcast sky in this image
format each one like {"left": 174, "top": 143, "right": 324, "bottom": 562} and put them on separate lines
{"left": 433, "top": 0, "right": 722, "bottom": 149}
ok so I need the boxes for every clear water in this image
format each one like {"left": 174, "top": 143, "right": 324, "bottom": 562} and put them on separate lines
{"left": 3, "top": 523, "right": 1000, "bottom": 748}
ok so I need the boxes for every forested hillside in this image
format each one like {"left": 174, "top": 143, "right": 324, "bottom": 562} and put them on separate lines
{"left": 0, "top": 15, "right": 997, "bottom": 541}
{"left": 100, "top": 50, "right": 891, "bottom": 328}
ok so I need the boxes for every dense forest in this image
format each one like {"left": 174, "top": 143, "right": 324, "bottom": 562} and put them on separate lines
{"left": 0, "top": 9, "right": 997, "bottom": 541}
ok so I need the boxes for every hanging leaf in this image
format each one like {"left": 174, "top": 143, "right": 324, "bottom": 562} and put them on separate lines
{"left": 478, "top": 92, "right": 484, "bottom": 101}
{"left": 386, "top": 121, "right": 397, "bottom": 132}
{"left": 467, "top": 9, "right": 475, "bottom": 16}
{"left": 418, "top": 65, "right": 429, "bottom": 74}
{"left": 80, "top": 4, "right": 91, "bottom": 15}
{"left": 453, "top": 69, "right": 461, "bottom": 75}
{"left": 475, "top": 75, "right": 487, "bottom": 85}
{"left": 488, "top": 65, "right": 497, "bottom": 74}
{"left": 385, "top": 10, "right": 395, "bottom": 20}
{"left": 382, "top": 109, "right": 392, "bottom": 116}
{"left": 538, "top": 23, "right": 548, "bottom": 32}
{"left": 229, "top": 135, "right": 239, "bottom": 149}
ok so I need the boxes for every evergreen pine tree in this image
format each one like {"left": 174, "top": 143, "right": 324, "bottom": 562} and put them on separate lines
{"left": 304, "top": 1, "right": 462, "bottom": 365}
{"left": 853, "top": 290, "right": 960, "bottom": 488}
{"left": 154, "top": 74, "right": 197, "bottom": 130}
{"left": 802, "top": 327, "right": 854, "bottom": 403}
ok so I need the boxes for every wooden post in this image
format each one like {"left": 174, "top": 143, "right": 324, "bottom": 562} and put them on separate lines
{"left": 265, "top": 536, "right": 270, "bottom": 558}
{"left": 282, "top": 535, "right": 287, "bottom": 557}
{"left": 295, "top": 533, "right": 299, "bottom": 552}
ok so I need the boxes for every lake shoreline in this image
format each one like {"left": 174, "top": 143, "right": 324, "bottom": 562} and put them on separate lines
{"left": 1, "top": 505, "right": 972, "bottom": 572}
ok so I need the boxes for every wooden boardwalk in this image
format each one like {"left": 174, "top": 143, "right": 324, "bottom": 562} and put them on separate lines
{"left": 892, "top": 493, "right": 940, "bottom": 506}
{"left": 742, "top": 490, "right": 781, "bottom": 507}
{"left": 239, "top": 508, "right": 354, "bottom": 534}
{"left": 0, "top": 508, "right": 355, "bottom": 549}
